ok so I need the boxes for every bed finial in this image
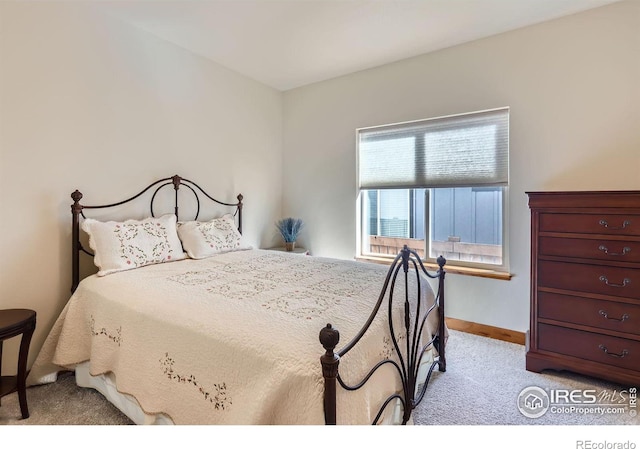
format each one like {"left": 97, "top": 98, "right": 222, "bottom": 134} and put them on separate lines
{"left": 171, "top": 175, "right": 182, "bottom": 190}
{"left": 319, "top": 323, "right": 340, "bottom": 425}
{"left": 71, "top": 190, "right": 84, "bottom": 294}
{"left": 71, "top": 190, "right": 83, "bottom": 205}
{"left": 401, "top": 244, "right": 411, "bottom": 272}
{"left": 320, "top": 323, "right": 339, "bottom": 355}
{"left": 237, "top": 194, "right": 243, "bottom": 234}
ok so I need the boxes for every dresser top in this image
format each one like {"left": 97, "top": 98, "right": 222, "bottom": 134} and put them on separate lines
{"left": 526, "top": 190, "right": 640, "bottom": 212}
{"left": 527, "top": 190, "right": 640, "bottom": 209}
{"left": 526, "top": 190, "right": 640, "bottom": 195}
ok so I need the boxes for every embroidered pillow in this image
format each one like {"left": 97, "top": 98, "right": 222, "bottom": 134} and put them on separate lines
{"left": 82, "top": 214, "right": 186, "bottom": 276}
{"left": 177, "top": 214, "right": 251, "bottom": 259}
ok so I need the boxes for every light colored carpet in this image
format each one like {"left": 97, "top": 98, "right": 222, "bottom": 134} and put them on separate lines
{"left": 0, "top": 370, "right": 133, "bottom": 425}
{"left": 413, "top": 330, "right": 637, "bottom": 425}
{"left": 0, "top": 330, "right": 636, "bottom": 425}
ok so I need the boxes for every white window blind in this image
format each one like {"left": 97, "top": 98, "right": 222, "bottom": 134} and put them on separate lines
{"left": 358, "top": 107, "right": 509, "bottom": 190}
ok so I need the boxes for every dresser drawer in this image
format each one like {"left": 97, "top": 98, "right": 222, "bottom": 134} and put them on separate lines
{"left": 538, "top": 292, "right": 640, "bottom": 336}
{"left": 539, "top": 213, "right": 640, "bottom": 236}
{"left": 538, "top": 260, "right": 640, "bottom": 299}
{"left": 539, "top": 237, "right": 640, "bottom": 263}
{"left": 538, "top": 324, "right": 640, "bottom": 371}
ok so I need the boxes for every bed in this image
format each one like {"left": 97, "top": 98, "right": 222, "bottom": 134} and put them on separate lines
{"left": 27, "top": 175, "right": 447, "bottom": 425}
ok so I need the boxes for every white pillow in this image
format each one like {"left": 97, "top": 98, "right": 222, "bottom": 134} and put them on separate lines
{"left": 177, "top": 214, "right": 251, "bottom": 259}
{"left": 82, "top": 214, "right": 186, "bottom": 276}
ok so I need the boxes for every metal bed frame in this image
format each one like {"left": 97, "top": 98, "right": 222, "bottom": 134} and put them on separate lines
{"left": 69, "top": 174, "right": 446, "bottom": 424}
{"left": 320, "top": 246, "right": 446, "bottom": 424}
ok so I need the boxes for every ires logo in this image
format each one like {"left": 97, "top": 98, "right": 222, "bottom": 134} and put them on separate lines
{"left": 517, "top": 387, "right": 637, "bottom": 419}
{"left": 549, "top": 389, "right": 597, "bottom": 404}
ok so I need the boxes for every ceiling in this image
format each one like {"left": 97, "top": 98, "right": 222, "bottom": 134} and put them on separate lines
{"left": 94, "top": 0, "right": 621, "bottom": 91}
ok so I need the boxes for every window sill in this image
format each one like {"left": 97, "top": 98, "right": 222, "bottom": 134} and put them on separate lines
{"left": 355, "top": 255, "right": 513, "bottom": 281}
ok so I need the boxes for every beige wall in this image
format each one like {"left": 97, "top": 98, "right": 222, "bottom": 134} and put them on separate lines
{"left": 0, "top": 3, "right": 283, "bottom": 373}
{"left": 282, "top": 1, "right": 640, "bottom": 333}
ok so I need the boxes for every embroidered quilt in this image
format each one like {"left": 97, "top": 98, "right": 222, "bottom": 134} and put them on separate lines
{"left": 28, "top": 249, "right": 441, "bottom": 424}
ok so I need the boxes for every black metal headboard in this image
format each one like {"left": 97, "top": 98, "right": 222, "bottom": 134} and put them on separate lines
{"left": 70, "top": 174, "right": 243, "bottom": 293}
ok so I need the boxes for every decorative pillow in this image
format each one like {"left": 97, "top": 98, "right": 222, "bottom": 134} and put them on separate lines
{"left": 177, "top": 214, "right": 251, "bottom": 259}
{"left": 82, "top": 214, "right": 186, "bottom": 276}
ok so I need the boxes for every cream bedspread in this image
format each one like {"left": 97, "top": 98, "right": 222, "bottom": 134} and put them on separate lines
{"left": 28, "top": 249, "right": 440, "bottom": 424}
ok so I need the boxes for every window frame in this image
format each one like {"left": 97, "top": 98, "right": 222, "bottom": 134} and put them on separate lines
{"left": 357, "top": 186, "right": 510, "bottom": 274}
{"left": 355, "top": 108, "right": 510, "bottom": 276}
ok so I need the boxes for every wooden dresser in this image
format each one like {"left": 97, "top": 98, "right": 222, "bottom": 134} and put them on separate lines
{"left": 527, "top": 191, "right": 640, "bottom": 386}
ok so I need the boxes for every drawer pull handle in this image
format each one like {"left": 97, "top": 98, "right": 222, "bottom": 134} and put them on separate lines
{"left": 598, "top": 344, "right": 629, "bottom": 358}
{"left": 598, "top": 310, "right": 630, "bottom": 322}
{"left": 599, "top": 275, "right": 631, "bottom": 288}
{"left": 599, "top": 219, "right": 631, "bottom": 230}
{"left": 598, "top": 245, "right": 631, "bottom": 256}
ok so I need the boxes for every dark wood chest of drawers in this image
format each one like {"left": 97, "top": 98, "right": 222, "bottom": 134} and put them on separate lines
{"left": 527, "top": 191, "right": 640, "bottom": 386}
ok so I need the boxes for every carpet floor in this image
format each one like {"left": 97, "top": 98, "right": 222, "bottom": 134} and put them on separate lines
{"left": 1, "top": 330, "right": 636, "bottom": 425}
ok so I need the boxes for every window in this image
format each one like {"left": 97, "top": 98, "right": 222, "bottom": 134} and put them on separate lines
{"left": 357, "top": 108, "right": 509, "bottom": 272}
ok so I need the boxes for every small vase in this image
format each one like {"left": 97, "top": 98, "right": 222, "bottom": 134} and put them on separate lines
{"left": 285, "top": 241, "right": 295, "bottom": 252}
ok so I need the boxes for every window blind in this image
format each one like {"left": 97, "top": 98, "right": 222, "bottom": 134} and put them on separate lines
{"left": 357, "top": 107, "right": 509, "bottom": 190}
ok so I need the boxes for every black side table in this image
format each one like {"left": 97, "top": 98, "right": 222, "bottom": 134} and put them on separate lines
{"left": 0, "top": 309, "right": 36, "bottom": 419}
